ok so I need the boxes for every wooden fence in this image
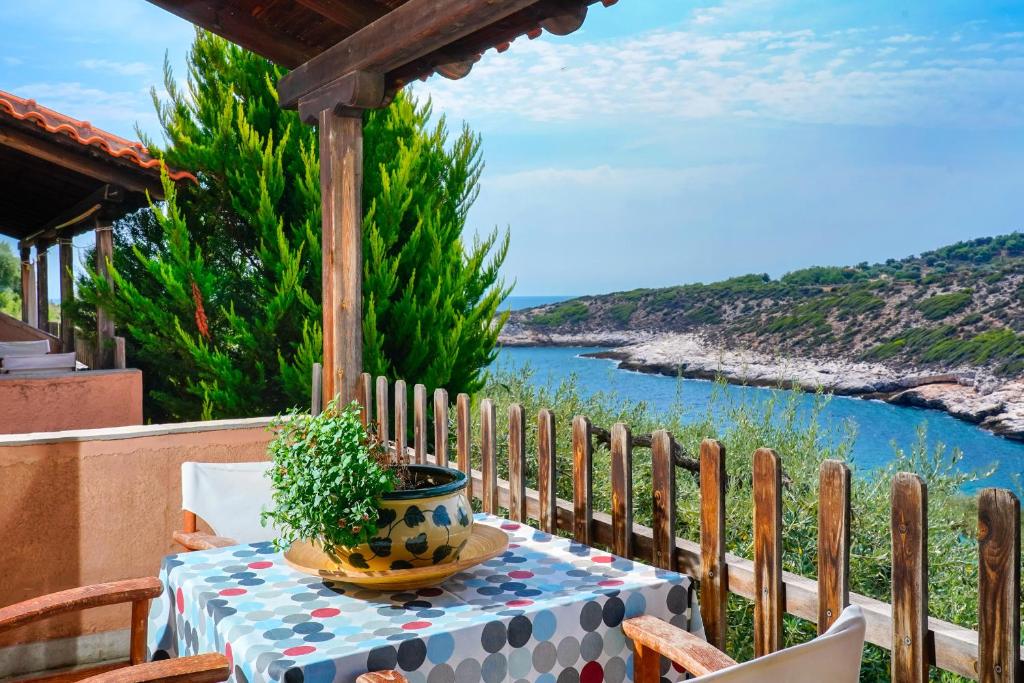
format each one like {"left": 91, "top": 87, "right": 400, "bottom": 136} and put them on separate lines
{"left": 354, "top": 373, "right": 1021, "bottom": 683}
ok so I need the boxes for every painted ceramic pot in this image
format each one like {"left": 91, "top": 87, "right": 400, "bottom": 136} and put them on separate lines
{"left": 333, "top": 464, "right": 473, "bottom": 572}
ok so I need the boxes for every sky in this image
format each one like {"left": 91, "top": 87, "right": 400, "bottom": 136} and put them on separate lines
{"left": 2, "top": 1, "right": 1023, "bottom": 297}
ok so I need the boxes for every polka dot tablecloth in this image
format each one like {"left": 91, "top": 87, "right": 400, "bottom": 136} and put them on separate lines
{"left": 148, "top": 514, "right": 701, "bottom": 683}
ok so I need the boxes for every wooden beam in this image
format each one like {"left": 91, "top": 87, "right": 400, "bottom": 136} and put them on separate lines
{"left": 58, "top": 238, "right": 75, "bottom": 353}
{"left": 278, "top": 0, "right": 542, "bottom": 108}
{"left": 318, "top": 110, "right": 363, "bottom": 406}
{"left": 19, "top": 247, "right": 30, "bottom": 323}
{"left": 35, "top": 242, "right": 49, "bottom": 332}
{"left": 292, "top": 0, "right": 388, "bottom": 28}
{"left": 18, "top": 185, "right": 122, "bottom": 249}
{"left": 297, "top": 71, "right": 386, "bottom": 124}
{"left": 95, "top": 220, "right": 115, "bottom": 368}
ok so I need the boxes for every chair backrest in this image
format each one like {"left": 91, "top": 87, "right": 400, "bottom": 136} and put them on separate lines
{"left": 695, "top": 605, "right": 866, "bottom": 682}
{"left": 2, "top": 352, "right": 77, "bottom": 374}
{"left": 181, "top": 461, "right": 277, "bottom": 544}
{"left": 0, "top": 340, "right": 51, "bottom": 358}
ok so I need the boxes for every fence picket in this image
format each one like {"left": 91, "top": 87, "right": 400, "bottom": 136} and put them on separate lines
{"left": 978, "top": 488, "right": 1020, "bottom": 683}
{"left": 434, "top": 388, "right": 449, "bottom": 467}
{"left": 753, "top": 447, "right": 783, "bottom": 657}
{"left": 891, "top": 472, "right": 928, "bottom": 683}
{"left": 413, "top": 384, "right": 427, "bottom": 464}
{"left": 572, "top": 415, "right": 593, "bottom": 545}
{"left": 375, "top": 376, "right": 389, "bottom": 447}
{"left": 394, "top": 379, "right": 407, "bottom": 463}
{"left": 508, "top": 403, "right": 527, "bottom": 522}
{"left": 537, "top": 409, "right": 557, "bottom": 534}
{"left": 480, "top": 398, "right": 497, "bottom": 514}
{"left": 700, "top": 439, "right": 727, "bottom": 650}
{"left": 456, "top": 393, "right": 472, "bottom": 501}
{"left": 610, "top": 423, "right": 633, "bottom": 558}
{"left": 359, "top": 372, "right": 373, "bottom": 427}
{"left": 818, "top": 460, "right": 851, "bottom": 633}
{"left": 650, "top": 430, "right": 676, "bottom": 571}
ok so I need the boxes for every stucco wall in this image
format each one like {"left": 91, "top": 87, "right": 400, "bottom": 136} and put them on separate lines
{"left": 0, "top": 369, "right": 143, "bottom": 434}
{"left": 0, "top": 419, "right": 274, "bottom": 655}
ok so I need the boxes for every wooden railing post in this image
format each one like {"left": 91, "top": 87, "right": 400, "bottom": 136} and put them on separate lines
{"left": 375, "top": 376, "right": 389, "bottom": 447}
{"left": 413, "top": 383, "right": 427, "bottom": 464}
{"left": 978, "top": 488, "right": 1020, "bottom": 683}
{"left": 311, "top": 362, "right": 323, "bottom": 416}
{"left": 537, "top": 409, "right": 557, "bottom": 534}
{"left": 508, "top": 403, "right": 527, "bottom": 522}
{"left": 572, "top": 415, "right": 593, "bottom": 545}
{"left": 891, "top": 472, "right": 928, "bottom": 683}
{"left": 394, "top": 379, "right": 407, "bottom": 463}
{"left": 610, "top": 423, "right": 633, "bottom": 558}
{"left": 456, "top": 393, "right": 472, "bottom": 501}
{"left": 434, "top": 388, "right": 449, "bottom": 467}
{"left": 753, "top": 447, "right": 783, "bottom": 657}
{"left": 700, "top": 439, "right": 727, "bottom": 650}
{"left": 358, "top": 372, "right": 373, "bottom": 427}
{"left": 480, "top": 398, "right": 497, "bottom": 514}
{"left": 650, "top": 429, "right": 676, "bottom": 571}
{"left": 818, "top": 460, "right": 851, "bottom": 633}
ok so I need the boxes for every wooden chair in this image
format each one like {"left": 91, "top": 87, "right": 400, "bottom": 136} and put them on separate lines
{"left": 174, "top": 462, "right": 275, "bottom": 551}
{"left": 355, "top": 605, "right": 866, "bottom": 683}
{"left": 0, "top": 578, "right": 229, "bottom": 683}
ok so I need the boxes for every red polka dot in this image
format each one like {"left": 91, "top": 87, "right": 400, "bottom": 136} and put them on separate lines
{"left": 402, "top": 621, "right": 431, "bottom": 630}
{"left": 225, "top": 643, "right": 233, "bottom": 670}
{"left": 175, "top": 587, "right": 184, "bottom": 614}
{"left": 508, "top": 570, "right": 534, "bottom": 579}
{"left": 219, "top": 588, "right": 247, "bottom": 597}
{"left": 509, "top": 543, "right": 520, "bottom": 549}
{"left": 580, "top": 661, "right": 603, "bottom": 683}
{"left": 248, "top": 561, "right": 273, "bottom": 569}
{"left": 506, "top": 599, "right": 534, "bottom": 607}
{"left": 598, "top": 579, "right": 623, "bottom": 587}
{"left": 283, "top": 645, "right": 316, "bottom": 657}
{"left": 592, "top": 555, "right": 614, "bottom": 563}
{"left": 673, "top": 661, "right": 686, "bottom": 673}
{"left": 501, "top": 523, "right": 521, "bottom": 530}
{"left": 311, "top": 607, "right": 340, "bottom": 618}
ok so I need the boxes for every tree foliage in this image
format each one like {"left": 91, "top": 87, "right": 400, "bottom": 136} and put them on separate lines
{"left": 75, "top": 31, "right": 509, "bottom": 421}
{"left": 0, "top": 241, "right": 20, "bottom": 317}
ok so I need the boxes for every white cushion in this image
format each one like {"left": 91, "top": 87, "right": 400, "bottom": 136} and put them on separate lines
{"left": 181, "top": 461, "right": 277, "bottom": 544}
{"left": 0, "top": 340, "right": 51, "bottom": 358}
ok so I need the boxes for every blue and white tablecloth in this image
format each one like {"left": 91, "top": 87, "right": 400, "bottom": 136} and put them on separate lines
{"left": 148, "top": 514, "right": 701, "bottom": 683}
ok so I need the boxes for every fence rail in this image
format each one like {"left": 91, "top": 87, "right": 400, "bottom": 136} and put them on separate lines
{"left": 354, "top": 373, "right": 1021, "bottom": 682}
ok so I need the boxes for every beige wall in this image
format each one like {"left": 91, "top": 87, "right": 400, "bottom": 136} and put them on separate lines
{"left": 0, "top": 369, "right": 143, "bottom": 434}
{"left": 0, "top": 419, "right": 274, "bottom": 650}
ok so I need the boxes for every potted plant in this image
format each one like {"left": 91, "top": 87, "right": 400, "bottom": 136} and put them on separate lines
{"left": 262, "top": 399, "right": 474, "bottom": 572}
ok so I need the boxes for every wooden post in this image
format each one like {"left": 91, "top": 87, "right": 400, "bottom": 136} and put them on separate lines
{"left": 891, "top": 472, "right": 928, "bottom": 683}
{"left": 311, "top": 362, "right": 323, "bottom": 416}
{"left": 818, "top": 460, "right": 851, "bottom": 633}
{"left": 650, "top": 430, "right": 676, "bottom": 571}
{"left": 414, "top": 384, "right": 427, "bottom": 464}
{"left": 978, "top": 488, "right": 1020, "bottom": 683}
{"left": 434, "top": 388, "right": 449, "bottom": 467}
{"left": 572, "top": 415, "right": 593, "bottom": 544}
{"left": 480, "top": 398, "right": 497, "bottom": 514}
{"left": 358, "top": 372, "right": 373, "bottom": 425}
{"left": 35, "top": 241, "right": 49, "bottom": 333}
{"left": 456, "top": 393, "right": 472, "bottom": 501}
{"left": 318, "top": 110, "right": 363, "bottom": 408}
{"left": 19, "top": 247, "right": 31, "bottom": 323}
{"left": 376, "top": 376, "right": 390, "bottom": 447}
{"left": 610, "top": 422, "right": 633, "bottom": 558}
{"left": 536, "top": 409, "right": 557, "bottom": 534}
{"left": 507, "top": 403, "right": 526, "bottom": 522}
{"left": 700, "top": 439, "right": 728, "bottom": 650}
{"left": 394, "top": 379, "right": 407, "bottom": 463}
{"left": 95, "top": 220, "right": 115, "bottom": 368}
{"left": 58, "top": 238, "right": 75, "bottom": 353}
{"left": 753, "top": 447, "right": 783, "bottom": 657}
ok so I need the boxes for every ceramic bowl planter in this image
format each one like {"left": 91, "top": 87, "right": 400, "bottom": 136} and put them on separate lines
{"left": 333, "top": 464, "right": 473, "bottom": 572}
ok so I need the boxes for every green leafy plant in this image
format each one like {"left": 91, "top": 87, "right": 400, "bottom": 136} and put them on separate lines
{"left": 262, "top": 400, "right": 399, "bottom": 550}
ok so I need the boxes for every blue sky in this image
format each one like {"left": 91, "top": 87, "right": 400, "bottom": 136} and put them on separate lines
{"left": 2, "top": 1, "right": 1023, "bottom": 297}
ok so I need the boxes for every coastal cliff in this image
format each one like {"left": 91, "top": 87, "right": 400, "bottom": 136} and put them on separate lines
{"left": 500, "top": 234, "right": 1024, "bottom": 439}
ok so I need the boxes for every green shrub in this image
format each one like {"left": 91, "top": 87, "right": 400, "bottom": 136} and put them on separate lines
{"left": 918, "top": 291, "right": 972, "bottom": 320}
{"left": 607, "top": 302, "right": 637, "bottom": 326}
{"left": 530, "top": 301, "right": 591, "bottom": 327}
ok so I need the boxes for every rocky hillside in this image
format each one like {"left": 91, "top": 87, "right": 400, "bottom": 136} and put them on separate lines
{"left": 505, "top": 233, "right": 1024, "bottom": 379}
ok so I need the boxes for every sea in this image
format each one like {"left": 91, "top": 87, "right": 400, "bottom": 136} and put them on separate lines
{"left": 496, "top": 296, "right": 1024, "bottom": 491}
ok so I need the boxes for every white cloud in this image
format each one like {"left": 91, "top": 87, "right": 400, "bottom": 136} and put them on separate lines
{"left": 78, "top": 58, "right": 152, "bottom": 76}
{"left": 11, "top": 81, "right": 156, "bottom": 138}
{"left": 883, "top": 34, "right": 930, "bottom": 44}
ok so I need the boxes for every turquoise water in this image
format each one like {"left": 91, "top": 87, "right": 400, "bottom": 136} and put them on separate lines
{"left": 492, "top": 345, "right": 1024, "bottom": 492}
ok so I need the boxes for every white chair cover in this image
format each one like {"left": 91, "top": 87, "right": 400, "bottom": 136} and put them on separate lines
{"left": 2, "top": 352, "right": 77, "bottom": 374}
{"left": 696, "top": 605, "right": 866, "bottom": 682}
{"left": 0, "top": 340, "right": 51, "bottom": 358}
{"left": 181, "top": 461, "right": 277, "bottom": 544}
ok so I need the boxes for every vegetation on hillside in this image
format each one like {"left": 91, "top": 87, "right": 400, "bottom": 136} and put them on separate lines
{"left": 478, "top": 365, "right": 983, "bottom": 682}
{"left": 74, "top": 31, "right": 509, "bottom": 421}
{"left": 0, "top": 242, "right": 20, "bottom": 317}
{"left": 512, "top": 233, "right": 1024, "bottom": 377}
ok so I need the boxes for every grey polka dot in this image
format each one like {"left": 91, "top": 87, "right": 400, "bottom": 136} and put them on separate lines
{"left": 555, "top": 636, "right": 580, "bottom": 667}
{"left": 481, "top": 621, "right": 507, "bottom": 653}
{"left": 580, "top": 632, "right": 603, "bottom": 661}
{"left": 481, "top": 653, "right": 507, "bottom": 683}
{"left": 602, "top": 624, "right": 626, "bottom": 657}
{"left": 532, "top": 640, "right": 557, "bottom": 673}
{"left": 454, "top": 658, "right": 481, "bottom": 683}
{"left": 556, "top": 667, "right": 579, "bottom": 683}
{"left": 508, "top": 648, "right": 532, "bottom": 679}
{"left": 246, "top": 610, "right": 275, "bottom": 622}
{"left": 427, "top": 664, "right": 455, "bottom": 683}
{"left": 666, "top": 585, "right": 688, "bottom": 614}
{"left": 604, "top": 656, "right": 626, "bottom": 683}
{"left": 579, "top": 601, "right": 602, "bottom": 632}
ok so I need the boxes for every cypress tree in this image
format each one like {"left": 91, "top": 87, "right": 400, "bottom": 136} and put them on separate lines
{"left": 77, "top": 30, "right": 509, "bottom": 421}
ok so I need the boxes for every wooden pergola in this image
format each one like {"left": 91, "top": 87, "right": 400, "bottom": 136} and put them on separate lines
{"left": 0, "top": 90, "right": 195, "bottom": 367}
{"left": 145, "top": 0, "right": 614, "bottom": 405}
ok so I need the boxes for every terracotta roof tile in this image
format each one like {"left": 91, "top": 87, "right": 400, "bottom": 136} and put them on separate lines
{"left": 0, "top": 89, "right": 195, "bottom": 183}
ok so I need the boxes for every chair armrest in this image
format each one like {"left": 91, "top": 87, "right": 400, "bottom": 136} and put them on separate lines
{"left": 0, "top": 578, "right": 162, "bottom": 634}
{"left": 356, "top": 671, "right": 409, "bottom": 683}
{"left": 173, "top": 531, "right": 239, "bottom": 551}
{"left": 623, "top": 616, "right": 737, "bottom": 677}
{"left": 83, "top": 654, "right": 230, "bottom": 683}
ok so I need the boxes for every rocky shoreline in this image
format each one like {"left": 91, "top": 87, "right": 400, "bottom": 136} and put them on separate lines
{"left": 498, "top": 327, "right": 1024, "bottom": 440}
